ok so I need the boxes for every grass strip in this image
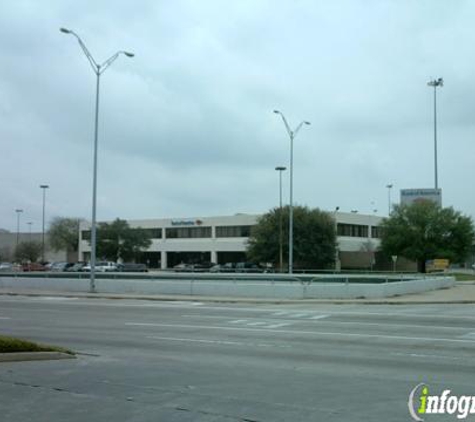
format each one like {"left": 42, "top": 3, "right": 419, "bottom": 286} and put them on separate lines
{"left": 451, "top": 273, "right": 475, "bottom": 282}
{"left": 0, "top": 335, "right": 74, "bottom": 355}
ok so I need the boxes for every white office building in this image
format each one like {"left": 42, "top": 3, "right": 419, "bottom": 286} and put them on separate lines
{"left": 78, "top": 211, "right": 395, "bottom": 270}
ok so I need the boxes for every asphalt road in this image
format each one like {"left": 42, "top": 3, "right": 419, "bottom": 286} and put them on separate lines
{"left": 0, "top": 296, "right": 474, "bottom": 421}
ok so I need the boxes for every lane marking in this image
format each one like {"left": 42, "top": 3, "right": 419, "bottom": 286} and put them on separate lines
{"left": 460, "top": 332, "right": 475, "bottom": 340}
{"left": 225, "top": 319, "right": 292, "bottom": 329}
{"left": 146, "top": 336, "right": 291, "bottom": 349}
{"left": 148, "top": 336, "right": 245, "bottom": 346}
{"left": 289, "top": 313, "right": 310, "bottom": 318}
{"left": 0, "top": 317, "right": 11, "bottom": 320}
{"left": 182, "top": 313, "right": 467, "bottom": 331}
{"left": 391, "top": 352, "right": 464, "bottom": 361}
{"left": 125, "top": 322, "right": 475, "bottom": 345}
{"left": 266, "top": 323, "right": 290, "bottom": 328}
{"left": 182, "top": 314, "right": 329, "bottom": 322}
{"left": 2, "top": 297, "right": 475, "bottom": 322}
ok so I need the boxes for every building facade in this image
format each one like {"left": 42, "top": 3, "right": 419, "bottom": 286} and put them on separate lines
{"left": 78, "top": 211, "right": 396, "bottom": 270}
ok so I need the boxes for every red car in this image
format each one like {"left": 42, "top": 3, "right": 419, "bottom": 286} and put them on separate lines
{"left": 22, "top": 263, "right": 47, "bottom": 272}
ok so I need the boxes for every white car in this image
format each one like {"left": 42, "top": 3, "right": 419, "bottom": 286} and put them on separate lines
{"left": 82, "top": 261, "right": 118, "bottom": 272}
{"left": 0, "top": 262, "right": 12, "bottom": 272}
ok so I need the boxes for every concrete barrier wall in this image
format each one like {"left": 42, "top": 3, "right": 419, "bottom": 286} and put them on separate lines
{"left": 0, "top": 274, "right": 455, "bottom": 299}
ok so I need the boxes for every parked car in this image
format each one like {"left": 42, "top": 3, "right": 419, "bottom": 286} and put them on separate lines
{"left": 117, "top": 263, "right": 148, "bottom": 272}
{"left": 210, "top": 263, "right": 236, "bottom": 273}
{"left": 66, "top": 262, "right": 86, "bottom": 272}
{"left": 0, "top": 262, "right": 13, "bottom": 272}
{"left": 235, "top": 262, "right": 265, "bottom": 273}
{"left": 22, "top": 262, "right": 47, "bottom": 272}
{"left": 82, "top": 261, "right": 118, "bottom": 272}
{"left": 173, "top": 263, "right": 194, "bottom": 272}
{"left": 51, "top": 262, "right": 74, "bottom": 272}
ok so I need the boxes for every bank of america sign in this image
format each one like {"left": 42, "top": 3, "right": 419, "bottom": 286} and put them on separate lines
{"left": 400, "top": 188, "right": 442, "bottom": 206}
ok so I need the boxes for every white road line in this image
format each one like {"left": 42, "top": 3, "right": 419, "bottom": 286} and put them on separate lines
{"left": 182, "top": 314, "right": 467, "bottom": 331}
{"left": 147, "top": 336, "right": 245, "bottom": 346}
{"left": 290, "top": 313, "right": 310, "bottom": 318}
{"left": 0, "top": 317, "right": 11, "bottom": 320}
{"left": 391, "top": 352, "right": 463, "bottom": 361}
{"left": 267, "top": 323, "right": 291, "bottom": 328}
{"left": 125, "top": 322, "right": 475, "bottom": 345}
{"left": 2, "top": 298, "right": 474, "bottom": 321}
{"left": 146, "top": 336, "right": 291, "bottom": 349}
{"left": 460, "top": 332, "right": 475, "bottom": 339}
{"left": 181, "top": 314, "right": 329, "bottom": 322}
{"left": 246, "top": 322, "right": 269, "bottom": 326}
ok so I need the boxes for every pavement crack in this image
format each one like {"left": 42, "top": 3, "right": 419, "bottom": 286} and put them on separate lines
{"left": 0, "top": 378, "right": 83, "bottom": 397}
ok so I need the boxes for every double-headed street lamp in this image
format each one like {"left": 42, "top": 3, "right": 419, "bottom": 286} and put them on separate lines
{"left": 61, "top": 28, "right": 134, "bottom": 292}
{"left": 275, "top": 166, "right": 286, "bottom": 272}
{"left": 427, "top": 78, "right": 443, "bottom": 190}
{"left": 273, "top": 110, "right": 310, "bottom": 274}
{"left": 40, "top": 184, "right": 49, "bottom": 263}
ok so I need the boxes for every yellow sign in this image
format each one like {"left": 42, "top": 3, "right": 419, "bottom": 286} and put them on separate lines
{"left": 426, "top": 259, "right": 449, "bottom": 272}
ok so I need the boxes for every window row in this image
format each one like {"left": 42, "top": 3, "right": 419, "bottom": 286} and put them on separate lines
{"left": 81, "top": 224, "right": 378, "bottom": 241}
{"left": 337, "top": 223, "right": 381, "bottom": 238}
{"left": 81, "top": 225, "right": 253, "bottom": 240}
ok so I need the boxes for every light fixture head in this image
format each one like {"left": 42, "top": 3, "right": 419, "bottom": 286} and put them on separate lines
{"left": 275, "top": 166, "right": 286, "bottom": 171}
{"left": 60, "top": 27, "right": 72, "bottom": 34}
{"left": 40, "top": 185, "right": 49, "bottom": 189}
{"left": 304, "top": 121, "right": 311, "bottom": 125}
{"left": 123, "top": 51, "right": 134, "bottom": 58}
{"left": 273, "top": 110, "right": 280, "bottom": 114}
{"left": 427, "top": 77, "right": 444, "bottom": 87}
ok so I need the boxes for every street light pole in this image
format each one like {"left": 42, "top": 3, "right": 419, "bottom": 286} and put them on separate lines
{"left": 273, "top": 110, "right": 310, "bottom": 274}
{"left": 40, "top": 185, "right": 49, "bottom": 263}
{"left": 275, "top": 166, "right": 286, "bottom": 272}
{"left": 61, "top": 28, "right": 134, "bottom": 293}
{"left": 368, "top": 203, "right": 377, "bottom": 271}
{"left": 386, "top": 184, "right": 393, "bottom": 216}
{"left": 334, "top": 206, "right": 340, "bottom": 272}
{"left": 27, "top": 222, "right": 33, "bottom": 242}
{"left": 15, "top": 209, "right": 23, "bottom": 251}
{"left": 427, "top": 78, "right": 443, "bottom": 190}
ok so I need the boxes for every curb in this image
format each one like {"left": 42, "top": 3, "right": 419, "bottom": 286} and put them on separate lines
{"left": 1, "top": 290, "right": 475, "bottom": 305}
{"left": 0, "top": 351, "right": 76, "bottom": 363}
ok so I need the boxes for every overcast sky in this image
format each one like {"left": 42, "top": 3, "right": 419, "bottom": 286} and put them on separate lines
{"left": 1, "top": 0, "right": 474, "bottom": 232}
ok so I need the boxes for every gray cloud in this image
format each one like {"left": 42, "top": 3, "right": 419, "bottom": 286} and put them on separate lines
{"left": 1, "top": 0, "right": 474, "bottom": 232}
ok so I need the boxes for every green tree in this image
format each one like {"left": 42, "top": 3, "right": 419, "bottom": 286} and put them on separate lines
{"left": 247, "top": 205, "right": 336, "bottom": 269}
{"left": 380, "top": 202, "right": 474, "bottom": 272}
{"left": 48, "top": 217, "right": 81, "bottom": 252}
{"left": 15, "top": 241, "right": 42, "bottom": 262}
{"left": 95, "top": 218, "right": 152, "bottom": 262}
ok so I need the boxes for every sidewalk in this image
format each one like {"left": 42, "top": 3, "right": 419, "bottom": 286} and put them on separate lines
{"left": 1, "top": 282, "right": 475, "bottom": 304}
